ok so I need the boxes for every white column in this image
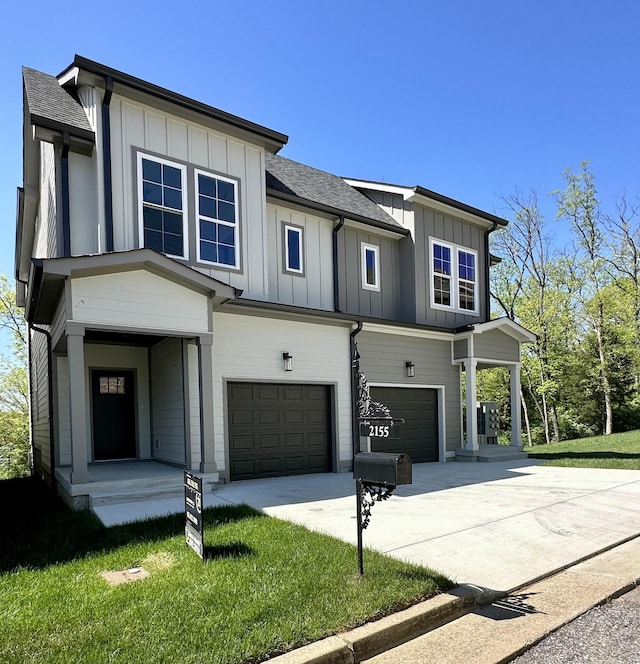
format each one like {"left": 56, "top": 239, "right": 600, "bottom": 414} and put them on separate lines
{"left": 67, "top": 328, "right": 89, "bottom": 484}
{"left": 510, "top": 363, "right": 522, "bottom": 447}
{"left": 465, "top": 359, "right": 478, "bottom": 451}
{"left": 197, "top": 335, "right": 217, "bottom": 473}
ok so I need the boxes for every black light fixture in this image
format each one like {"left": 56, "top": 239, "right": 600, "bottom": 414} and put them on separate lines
{"left": 405, "top": 361, "right": 415, "bottom": 378}
{"left": 283, "top": 352, "right": 293, "bottom": 372}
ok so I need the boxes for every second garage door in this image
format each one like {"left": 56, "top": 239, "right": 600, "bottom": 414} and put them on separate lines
{"left": 228, "top": 382, "right": 332, "bottom": 481}
{"left": 368, "top": 387, "right": 439, "bottom": 463}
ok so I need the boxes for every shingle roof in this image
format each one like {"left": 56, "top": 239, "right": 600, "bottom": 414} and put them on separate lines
{"left": 23, "top": 66, "right": 94, "bottom": 138}
{"left": 265, "top": 153, "right": 404, "bottom": 231}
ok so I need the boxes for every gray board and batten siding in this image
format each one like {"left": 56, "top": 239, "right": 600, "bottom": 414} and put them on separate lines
{"left": 474, "top": 329, "right": 521, "bottom": 364}
{"left": 357, "top": 331, "right": 462, "bottom": 455}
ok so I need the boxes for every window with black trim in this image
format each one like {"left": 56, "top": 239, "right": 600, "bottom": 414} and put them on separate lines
{"left": 284, "top": 224, "right": 304, "bottom": 274}
{"left": 137, "top": 154, "right": 187, "bottom": 259}
{"left": 429, "top": 238, "right": 478, "bottom": 314}
{"left": 361, "top": 243, "right": 380, "bottom": 291}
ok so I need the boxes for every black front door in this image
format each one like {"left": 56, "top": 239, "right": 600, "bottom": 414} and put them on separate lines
{"left": 92, "top": 370, "right": 137, "bottom": 461}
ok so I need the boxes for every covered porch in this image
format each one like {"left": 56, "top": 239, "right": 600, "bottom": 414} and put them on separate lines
{"left": 453, "top": 318, "right": 536, "bottom": 462}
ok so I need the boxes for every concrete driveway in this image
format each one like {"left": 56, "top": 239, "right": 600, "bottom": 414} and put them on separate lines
{"left": 96, "top": 459, "right": 640, "bottom": 593}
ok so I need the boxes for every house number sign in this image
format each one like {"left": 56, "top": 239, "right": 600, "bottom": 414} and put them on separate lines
{"left": 359, "top": 419, "right": 402, "bottom": 439}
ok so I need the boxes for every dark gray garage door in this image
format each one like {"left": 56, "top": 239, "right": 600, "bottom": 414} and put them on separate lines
{"left": 228, "top": 382, "right": 332, "bottom": 480}
{"left": 369, "top": 387, "right": 438, "bottom": 462}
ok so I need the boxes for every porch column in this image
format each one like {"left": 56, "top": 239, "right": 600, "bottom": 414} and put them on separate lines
{"left": 465, "top": 359, "right": 479, "bottom": 451}
{"left": 197, "top": 334, "right": 216, "bottom": 473}
{"left": 510, "top": 363, "right": 522, "bottom": 447}
{"left": 67, "top": 327, "right": 89, "bottom": 484}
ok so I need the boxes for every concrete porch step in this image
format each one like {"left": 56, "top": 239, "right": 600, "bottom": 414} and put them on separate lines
{"left": 456, "top": 445, "right": 528, "bottom": 463}
{"left": 89, "top": 483, "right": 185, "bottom": 508}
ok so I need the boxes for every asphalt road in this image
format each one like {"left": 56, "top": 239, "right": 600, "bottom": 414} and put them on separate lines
{"left": 513, "top": 586, "right": 640, "bottom": 663}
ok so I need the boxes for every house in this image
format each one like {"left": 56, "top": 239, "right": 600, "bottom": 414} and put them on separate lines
{"left": 16, "top": 56, "right": 535, "bottom": 509}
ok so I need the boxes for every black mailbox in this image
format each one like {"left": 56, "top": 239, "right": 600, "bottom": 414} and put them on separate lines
{"left": 353, "top": 452, "right": 412, "bottom": 487}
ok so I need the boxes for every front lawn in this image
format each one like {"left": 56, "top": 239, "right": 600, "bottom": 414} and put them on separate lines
{"left": 525, "top": 429, "right": 640, "bottom": 469}
{"left": 0, "top": 477, "right": 452, "bottom": 664}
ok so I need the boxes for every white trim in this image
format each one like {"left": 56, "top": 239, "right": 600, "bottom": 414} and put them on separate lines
{"left": 342, "top": 178, "right": 413, "bottom": 199}
{"left": 359, "top": 322, "right": 454, "bottom": 342}
{"left": 470, "top": 317, "right": 537, "bottom": 343}
{"left": 137, "top": 152, "right": 189, "bottom": 260}
{"left": 428, "top": 237, "right": 479, "bottom": 316}
{"left": 453, "top": 356, "right": 519, "bottom": 366}
{"left": 368, "top": 382, "right": 447, "bottom": 463}
{"left": 194, "top": 168, "right": 240, "bottom": 269}
{"left": 284, "top": 224, "right": 304, "bottom": 274}
{"left": 361, "top": 242, "right": 380, "bottom": 291}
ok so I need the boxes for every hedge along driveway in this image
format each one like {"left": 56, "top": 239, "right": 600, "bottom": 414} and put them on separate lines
{"left": 0, "top": 478, "right": 452, "bottom": 664}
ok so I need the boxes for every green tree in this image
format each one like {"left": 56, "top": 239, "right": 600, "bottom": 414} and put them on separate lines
{"left": 0, "top": 274, "right": 29, "bottom": 478}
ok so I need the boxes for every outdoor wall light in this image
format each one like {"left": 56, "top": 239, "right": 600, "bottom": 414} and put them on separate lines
{"left": 405, "top": 361, "right": 415, "bottom": 378}
{"left": 283, "top": 352, "right": 293, "bottom": 372}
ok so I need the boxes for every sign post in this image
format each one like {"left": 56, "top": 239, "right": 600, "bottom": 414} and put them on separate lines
{"left": 184, "top": 470, "right": 204, "bottom": 559}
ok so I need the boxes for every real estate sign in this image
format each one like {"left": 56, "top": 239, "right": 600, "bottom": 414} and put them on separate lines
{"left": 184, "top": 471, "right": 204, "bottom": 559}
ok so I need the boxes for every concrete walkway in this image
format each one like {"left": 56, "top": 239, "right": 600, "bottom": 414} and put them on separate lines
{"left": 95, "top": 459, "right": 640, "bottom": 594}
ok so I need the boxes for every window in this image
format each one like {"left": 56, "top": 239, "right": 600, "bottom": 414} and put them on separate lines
{"left": 361, "top": 243, "right": 380, "bottom": 291}
{"left": 196, "top": 170, "right": 239, "bottom": 268}
{"left": 430, "top": 238, "right": 478, "bottom": 314}
{"left": 99, "top": 376, "right": 126, "bottom": 395}
{"left": 284, "top": 224, "right": 304, "bottom": 274}
{"left": 137, "top": 154, "right": 187, "bottom": 259}
{"left": 458, "top": 250, "right": 476, "bottom": 311}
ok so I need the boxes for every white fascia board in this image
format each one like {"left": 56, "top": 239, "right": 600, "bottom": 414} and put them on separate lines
{"left": 342, "top": 178, "right": 414, "bottom": 200}
{"left": 57, "top": 66, "right": 79, "bottom": 87}
{"left": 471, "top": 317, "right": 537, "bottom": 342}
{"left": 360, "top": 322, "right": 454, "bottom": 341}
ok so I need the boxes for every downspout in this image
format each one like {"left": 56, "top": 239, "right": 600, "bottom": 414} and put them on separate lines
{"left": 61, "top": 133, "right": 71, "bottom": 257}
{"left": 28, "top": 323, "right": 56, "bottom": 493}
{"left": 102, "top": 76, "right": 114, "bottom": 252}
{"left": 350, "top": 321, "right": 363, "bottom": 467}
{"left": 484, "top": 221, "right": 499, "bottom": 322}
{"left": 333, "top": 216, "right": 345, "bottom": 312}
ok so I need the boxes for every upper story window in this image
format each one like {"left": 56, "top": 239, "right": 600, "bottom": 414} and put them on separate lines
{"left": 196, "top": 170, "right": 239, "bottom": 268}
{"left": 284, "top": 224, "right": 304, "bottom": 274}
{"left": 430, "top": 238, "right": 478, "bottom": 315}
{"left": 137, "top": 152, "right": 240, "bottom": 270}
{"left": 361, "top": 243, "right": 380, "bottom": 291}
{"left": 138, "top": 155, "right": 188, "bottom": 259}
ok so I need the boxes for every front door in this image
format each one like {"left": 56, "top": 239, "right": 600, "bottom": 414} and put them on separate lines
{"left": 92, "top": 370, "right": 137, "bottom": 461}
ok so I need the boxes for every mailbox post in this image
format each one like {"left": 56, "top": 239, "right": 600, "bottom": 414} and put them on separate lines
{"left": 354, "top": 451, "right": 412, "bottom": 575}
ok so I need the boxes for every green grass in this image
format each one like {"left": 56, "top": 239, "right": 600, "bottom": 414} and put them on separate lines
{"left": 0, "top": 478, "right": 452, "bottom": 664}
{"left": 525, "top": 429, "right": 640, "bottom": 469}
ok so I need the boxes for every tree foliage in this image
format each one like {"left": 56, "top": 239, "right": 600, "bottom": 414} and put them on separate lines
{"left": 0, "top": 275, "right": 29, "bottom": 478}
{"left": 492, "top": 163, "right": 640, "bottom": 442}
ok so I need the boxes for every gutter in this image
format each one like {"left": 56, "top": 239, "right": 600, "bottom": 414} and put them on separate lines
{"left": 350, "top": 321, "right": 363, "bottom": 468}
{"left": 102, "top": 76, "right": 114, "bottom": 252}
{"left": 484, "top": 221, "right": 499, "bottom": 321}
{"left": 332, "top": 216, "right": 345, "bottom": 312}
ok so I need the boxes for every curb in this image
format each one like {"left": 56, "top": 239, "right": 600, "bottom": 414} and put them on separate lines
{"left": 267, "top": 585, "right": 481, "bottom": 664}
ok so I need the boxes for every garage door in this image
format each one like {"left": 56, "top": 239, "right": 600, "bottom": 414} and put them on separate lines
{"left": 228, "top": 382, "right": 332, "bottom": 480}
{"left": 368, "top": 387, "right": 438, "bottom": 462}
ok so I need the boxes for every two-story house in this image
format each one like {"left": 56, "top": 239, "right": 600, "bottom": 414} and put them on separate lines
{"left": 16, "top": 56, "right": 534, "bottom": 509}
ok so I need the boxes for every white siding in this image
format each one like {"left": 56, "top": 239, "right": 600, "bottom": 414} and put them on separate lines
{"left": 68, "top": 152, "right": 98, "bottom": 255}
{"left": 266, "top": 203, "right": 334, "bottom": 310}
{"left": 109, "top": 95, "right": 269, "bottom": 299}
{"left": 212, "top": 312, "right": 352, "bottom": 474}
{"left": 70, "top": 270, "right": 210, "bottom": 333}
{"left": 150, "top": 338, "right": 186, "bottom": 464}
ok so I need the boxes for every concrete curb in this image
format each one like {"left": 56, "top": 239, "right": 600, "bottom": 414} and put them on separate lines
{"left": 267, "top": 586, "right": 481, "bottom": 664}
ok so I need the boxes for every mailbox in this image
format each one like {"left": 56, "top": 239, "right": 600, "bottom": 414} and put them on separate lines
{"left": 354, "top": 452, "right": 412, "bottom": 487}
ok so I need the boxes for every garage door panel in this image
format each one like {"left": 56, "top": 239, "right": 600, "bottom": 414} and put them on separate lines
{"left": 369, "top": 387, "right": 438, "bottom": 463}
{"left": 228, "top": 382, "right": 332, "bottom": 480}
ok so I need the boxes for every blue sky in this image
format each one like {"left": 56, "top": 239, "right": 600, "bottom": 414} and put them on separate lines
{"left": 1, "top": 0, "right": 638, "bottom": 278}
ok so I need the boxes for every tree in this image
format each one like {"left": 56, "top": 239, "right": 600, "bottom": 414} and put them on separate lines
{"left": 0, "top": 274, "right": 29, "bottom": 479}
